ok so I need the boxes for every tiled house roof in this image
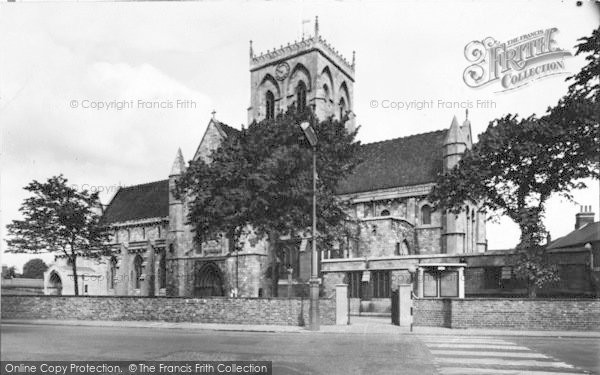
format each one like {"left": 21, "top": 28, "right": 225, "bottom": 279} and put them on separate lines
{"left": 101, "top": 180, "right": 169, "bottom": 225}
{"left": 336, "top": 129, "right": 448, "bottom": 195}
{"left": 547, "top": 222, "right": 600, "bottom": 249}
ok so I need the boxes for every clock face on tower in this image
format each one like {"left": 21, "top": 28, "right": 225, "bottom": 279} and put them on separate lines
{"left": 274, "top": 62, "right": 290, "bottom": 81}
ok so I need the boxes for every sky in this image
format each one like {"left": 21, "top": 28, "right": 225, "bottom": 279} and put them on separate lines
{"left": 1, "top": 0, "right": 598, "bottom": 272}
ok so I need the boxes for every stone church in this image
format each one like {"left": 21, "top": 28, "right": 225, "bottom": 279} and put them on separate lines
{"left": 44, "top": 19, "right": 487, "bottom": 306}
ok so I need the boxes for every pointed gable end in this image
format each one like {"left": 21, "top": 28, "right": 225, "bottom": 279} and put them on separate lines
{"left": 193, "top": 118, "right": 240, "bottom": 162}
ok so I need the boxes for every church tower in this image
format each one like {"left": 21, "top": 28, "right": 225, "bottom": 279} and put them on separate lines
{"left": 248, "top": 17, "right": 356, "bottom": 129}
{"left": 441, "top": 113, "right": 485, "bottom": 254}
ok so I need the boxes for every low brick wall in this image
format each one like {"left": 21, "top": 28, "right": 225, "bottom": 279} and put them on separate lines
{"left": 413, "top": 298, "right": 600, "bottom": 331}
{"left": 1, "top": 295, "right": 336, "bottom": 326}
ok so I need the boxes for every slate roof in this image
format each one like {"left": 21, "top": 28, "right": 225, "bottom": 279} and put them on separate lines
{"left": 101, "top": 180, "right": 169, "bottom": 225}
{"left": 336, "top": 129, "right": 448, "bottom": 195}
{"left": 547, "top": 222, "right": 600, "bottom": 250}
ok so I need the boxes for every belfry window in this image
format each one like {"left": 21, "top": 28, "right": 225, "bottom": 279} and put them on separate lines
{"left": 265, "top": 90, "right": 275, "bottom": 120}
{"left": 296, "top": 81, "right": 307, "bottom": 113}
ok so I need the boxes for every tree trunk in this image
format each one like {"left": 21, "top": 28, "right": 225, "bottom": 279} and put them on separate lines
{"left": 528, "top": 282, "right": 537, "bottom": 298}
{"left": 71, "top": 256, "right": 79, "bottom": 296}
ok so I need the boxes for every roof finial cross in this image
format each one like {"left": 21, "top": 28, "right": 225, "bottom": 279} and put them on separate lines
{"left": 211, "top": 109, "right": 216, "bottom": 119}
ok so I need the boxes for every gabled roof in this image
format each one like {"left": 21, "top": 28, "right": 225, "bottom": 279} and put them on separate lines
{"left": 101, "top": 180, "right": 169, "bottom": 225}
{"left": 336, "top": 129, "right": 448, "bottom": 195}
{"left": 547, "top": 222, "right": 600, "bottom": 249}
{"left": 216, "top": 121, "right": 240, "bottom": 138}
{"left": 193, "top": 118, "right": 240, "bottom": 162}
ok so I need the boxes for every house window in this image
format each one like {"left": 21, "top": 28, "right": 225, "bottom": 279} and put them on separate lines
{"left": 133, "top": 254, "right": 143, "bottom": 289}
{"left": 265, "top": 90, "right": 275, "bottom": 120}
{"left": 296, "top": 81, "right": 307, "bottom": 113}
{"left": 421, "top": 205, "right": 432, "bottom": 225}
{"left": 593, "top": 248, "right": 600, "bottom": 268}
{"left": 347, "top": 271, "right": 362, "bottom": 298}
{"left": 371, "top": 270, "right": 391, "bottom": 298}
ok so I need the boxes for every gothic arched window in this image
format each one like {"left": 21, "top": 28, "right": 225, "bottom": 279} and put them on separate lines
{"left": 265, "top": 90, "right": 275, "bottom": 120}
{"left": 159, "top": 249, "right": 167, "bottom": 289}
{"left": 339, "top": 97, "right": 346, "bottom": 119}
{"left": 395, "top": 240, "right": 410, "bottom": 256}
{"left": 133, "top": 254, "right": 143, "bottom": 289}
{"left": 323, "top": 84, "right": 330, "bottom": 102}
{"left": 109, "top": 257, "right": 117, "bottom": 290}
{"left": 296, "top": 81, "right": 307, "bottom": 113}
{"left": 421, "top": 205, "right": 432, "bottom": 225}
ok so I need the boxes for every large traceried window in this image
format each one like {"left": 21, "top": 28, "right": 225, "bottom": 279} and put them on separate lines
{"left": 265, "top": 90, "right": 275, "bottom": 120}
{"left": 296, "top": 81, "right": 307, "bottom": 113}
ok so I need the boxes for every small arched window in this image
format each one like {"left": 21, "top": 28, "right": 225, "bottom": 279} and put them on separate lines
{"left": 380, "top": 209, "right": 390, "bottom": 217}
{"left": 265, "top": 90, "right": 275, "bottom": 120}
{"left": 421, "top": 205, "right": 432, "bottom": 225}
{"left": 339, "top": 97, "right": 346, "bottom": 119}
{"left": 133, "top": 255, "right": 143, "bottom": 289}
{"left": 323, "top": 84, "right": 330, "bottom": 102}
{"left": 296, "top": 81, "right": 307, "bottom": 113}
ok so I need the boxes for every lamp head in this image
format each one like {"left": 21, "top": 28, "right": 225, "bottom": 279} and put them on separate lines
{"left": 300, "top": 121, "right": 318, "bottom": 147}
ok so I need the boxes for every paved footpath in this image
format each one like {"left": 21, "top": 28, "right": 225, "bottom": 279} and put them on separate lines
{"left": 420, "top": 335, "right": 593, "bottom": 375}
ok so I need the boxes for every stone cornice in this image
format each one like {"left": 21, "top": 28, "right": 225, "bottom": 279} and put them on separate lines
{"left": 337, "top": 183, "right": 435, "bottom": 203}
{"left": 107, "top": 217, "right": 168, "bottom": 229}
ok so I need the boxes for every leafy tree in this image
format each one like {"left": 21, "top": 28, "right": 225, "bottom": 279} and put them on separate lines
{"left": 21, "top": 258, "right": 48, "bottom": 279}
{"left": 176, "top": 108, "right": 360, "bottom": 296}
{"left": 429, "top": 27, "right": 600, "bottom": 297}
{"left": 6, "top": 175, "right": 110, "bottom": 295}
{"left": 2, "top": 266, "right": 17, "bottom": 279}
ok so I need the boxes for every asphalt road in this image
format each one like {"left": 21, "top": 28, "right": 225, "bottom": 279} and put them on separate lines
{"left": 1, "top": 324, "right": 598, "bottom": 374}
{"left": 0, "top": 324, "right": 436, "bottom": 375}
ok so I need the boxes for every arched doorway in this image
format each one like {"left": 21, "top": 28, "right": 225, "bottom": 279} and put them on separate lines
{"left": 48, "top": 271, "right": 62, "bottom": 296}
{"left": 194, "top": 262, "right": 224, "bottom": 297}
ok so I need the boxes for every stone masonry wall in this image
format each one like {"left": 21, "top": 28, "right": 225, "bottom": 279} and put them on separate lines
{"left": 413, "top": 298, "right": 600, "bottom": 331}
{"left": 1, "top": 295, "right": 336, "bottom": 326}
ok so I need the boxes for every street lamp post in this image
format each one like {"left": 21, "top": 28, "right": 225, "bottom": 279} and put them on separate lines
{"left": 300, "top": 121, "right": 320, "bottom": 331}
